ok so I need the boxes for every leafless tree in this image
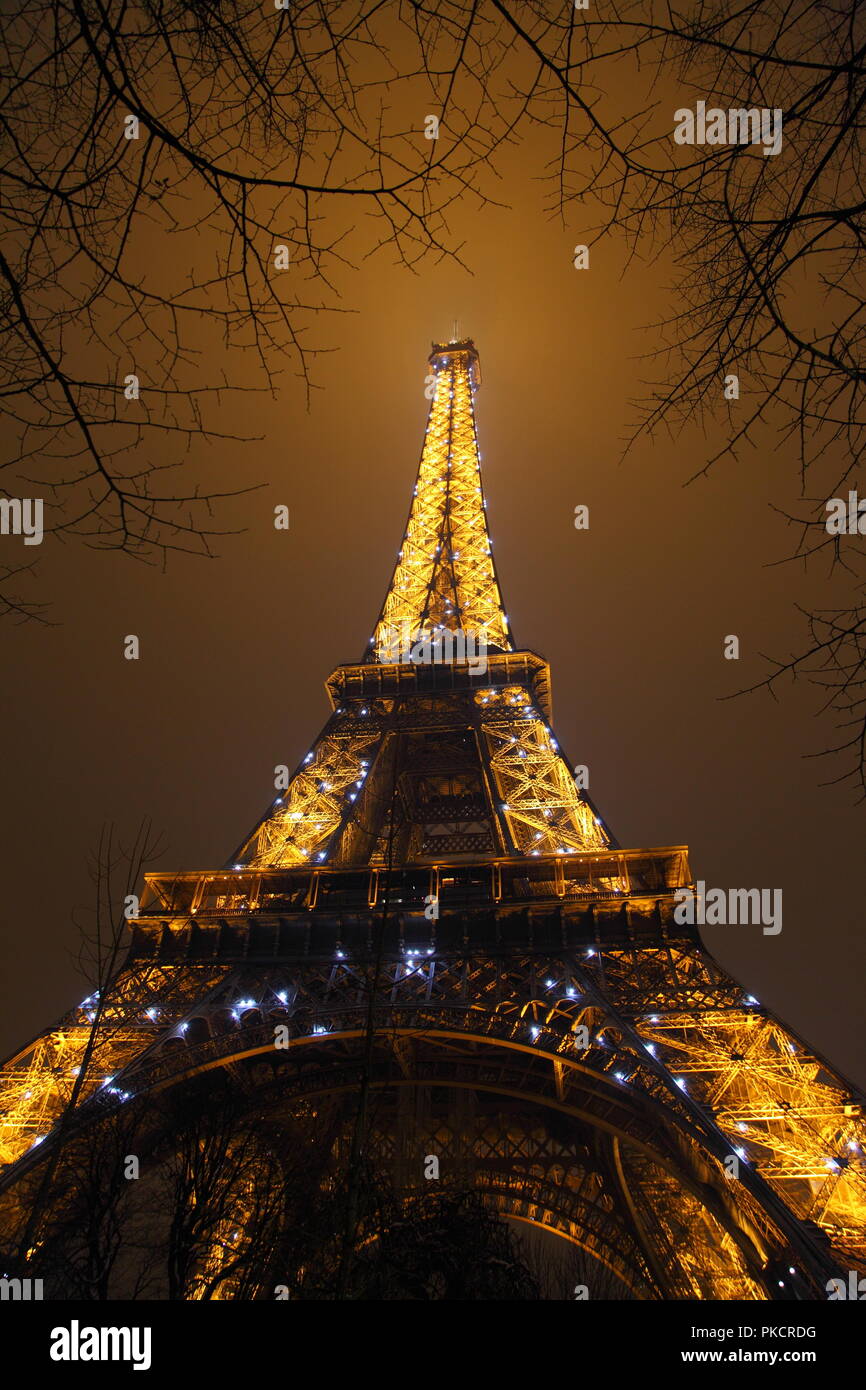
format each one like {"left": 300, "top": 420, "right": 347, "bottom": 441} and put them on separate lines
{"left": 0, "top": 0, "right": 498, "bottom": 619}
{"left": 3, "top": 1, "right": 865, "bottom": 780}
{"left": 269, "top": 1163, "right": 544, "bottom": 1299}
{"left": 0, "top": 819, "right": 163, "bottom": 1271}
{"left": 152, "top": 1086, "right": 285, "bottom": 1300}
{"left": 21, "top": 1105, "right": 147, "bottom": 1299}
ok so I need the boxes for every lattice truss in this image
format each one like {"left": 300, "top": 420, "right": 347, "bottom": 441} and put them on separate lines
{"left": 0, "top": 965, "right": 228, "bottom": 1171}
{"left": 375, "top": 1094, "right": 762, "bottom": 1299}
{"left": 372, "top": 344, "right": 511, "bottom": 661}
{"left": 238, "top": 723, "right": 383, "bottom": 869}
{"left": 90, "top": 956, "right": 781, "bottom": 1295}
{"left": 476, "top": 685, "right": 610, "bottom": 854}
{"left": 159, "top": 947, "right": 861, "bottom": 1278}
{"left": 357, "top": 1105, "right": 708, "bottom": 1298}
{"left": 238, "top": 680, "right": 609, "bottom": 871}
{"left": 622, "top": 1152, "right": 764, "bottom": 1300}
{"left": 577, "top": 941, "right": 866, "bottom": 1263}
{"left": 5, "top": 931, "right": 858, "bottom": 1286}
{"left": 3, "top": 943, "right": 852, "bottom": 1295}
{"left": 633, "top": 1006, "right": 866, "bottom": 1262}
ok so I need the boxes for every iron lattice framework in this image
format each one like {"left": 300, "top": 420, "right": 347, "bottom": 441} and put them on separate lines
{"left": 370, "top": 341, "right": 511, "bottom": 662}
{"left": 1, "top": 340, "right": 864, "bottom": 1299}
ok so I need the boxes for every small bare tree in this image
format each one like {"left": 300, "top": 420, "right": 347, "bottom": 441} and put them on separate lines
{"left": 4, "top": 818, "right": 164, "bottom": 1271}
{"left": 22, "top": 1104, "right": 145, "bottom": 1299}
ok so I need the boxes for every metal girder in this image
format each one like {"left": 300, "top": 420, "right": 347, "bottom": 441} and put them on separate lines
{"left": 475, "top": 684, "right": 610, "bottom": 855}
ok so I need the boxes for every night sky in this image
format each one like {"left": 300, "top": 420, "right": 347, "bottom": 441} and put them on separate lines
{"left": 1, "top": 77, "right": 864, "bottom": 1093}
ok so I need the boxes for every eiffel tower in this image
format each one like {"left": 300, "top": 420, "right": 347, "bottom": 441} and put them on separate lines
{"left": 2, "top": 338, "right": 865, "bottom": 1300}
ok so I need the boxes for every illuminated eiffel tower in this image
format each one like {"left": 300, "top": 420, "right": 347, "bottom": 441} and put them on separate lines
{"left": 2, "top": 339, "right": 865, "bottom": 1299}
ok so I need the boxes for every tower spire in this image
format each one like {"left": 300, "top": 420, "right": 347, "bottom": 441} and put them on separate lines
{"left": 367, "top": 339, "right": 512, "bottom": 663}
